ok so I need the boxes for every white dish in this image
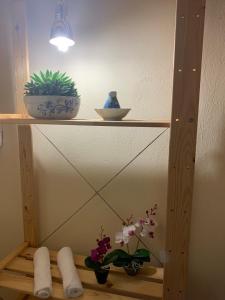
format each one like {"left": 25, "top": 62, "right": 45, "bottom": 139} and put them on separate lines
{"left": 95, "top": 108, "right": 131, "bottom": 121}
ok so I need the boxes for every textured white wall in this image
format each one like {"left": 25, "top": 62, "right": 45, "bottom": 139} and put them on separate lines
{"left": 26, "top": 0, "right": 225, "bottom": 299}
{"left": 188, "top": 1, "right": 225, "bottom": 299}
{"left": 26, "top": 0, "right": 175, "bottom": 265}
{"left": 0, "top": 0, "right": 224, "bottom": 299}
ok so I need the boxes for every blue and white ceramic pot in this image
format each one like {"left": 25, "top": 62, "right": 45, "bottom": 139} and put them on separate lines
{"left": 123, "top": 260, "right": 142, "bottom": 276}
{"left": 24, "top": 95, "right": 80, "bottom": 119}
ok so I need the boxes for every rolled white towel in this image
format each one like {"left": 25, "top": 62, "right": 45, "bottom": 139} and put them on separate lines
{"left": 57, "top": 247, "right": 84, "bottom": 298}
{"left": 33, "top": 247, "right": 52, "bottom": 299}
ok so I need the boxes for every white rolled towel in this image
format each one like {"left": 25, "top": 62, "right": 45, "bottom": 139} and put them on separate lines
{"left": 57, "top": 247, "right": 84, "bottom": 298}
{"left": 33, "top": 247, "right": 52, "bottom": 299}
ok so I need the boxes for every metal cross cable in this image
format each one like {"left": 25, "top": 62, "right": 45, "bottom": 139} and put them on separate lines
{"left": 35, "top": 125, "right": 168, "bottom": 265}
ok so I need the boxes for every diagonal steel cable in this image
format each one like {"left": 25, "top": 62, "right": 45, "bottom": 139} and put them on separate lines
{"left": 35, "top": 125, "right": 168, "bottom": 264}
{"left": 97, "top": 128, "right": 169, "bottom": 194}
{"left": 40, "top": 193, "right": 97, "bottom": 245}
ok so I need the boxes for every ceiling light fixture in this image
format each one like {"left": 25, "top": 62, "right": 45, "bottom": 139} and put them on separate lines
{"left": 49, "top": 0, "right": 75, "bottom": 52}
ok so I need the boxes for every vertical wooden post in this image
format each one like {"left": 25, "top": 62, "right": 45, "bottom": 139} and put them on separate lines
{"left": 11, "top": 0, "right": 29, "bottom": 114}
{"left": 164, "top": 1, "right": 206, "bottom": 299}
{"left": 11, "top": 0, "right": 36, "bottom": 247}
{"left": 18, "top": 125, "right": 38, "bottom": 247}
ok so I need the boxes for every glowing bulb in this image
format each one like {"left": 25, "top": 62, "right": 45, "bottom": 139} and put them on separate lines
{"left": 49, "top": 36, "right": 75, "bottom": 52}
{"left": 57, "top": 45, "right": 69, "bottom": 52}
{"left": 49, "top": 1, "right": 75, "bottom": 53}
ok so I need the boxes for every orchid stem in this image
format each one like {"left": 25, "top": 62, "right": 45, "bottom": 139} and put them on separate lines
{"left": 126, "top": 244, "right": 130, "bottom": 255}
{"left": 136, "top": 238, "right": 140, "bottom": 251}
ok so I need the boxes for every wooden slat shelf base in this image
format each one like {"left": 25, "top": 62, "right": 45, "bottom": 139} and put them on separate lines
{"left": 0, "top": 244, "right": 163, "bottom": 300}
{"left": 0, "top": 114, "right": 170, "bottom": 128}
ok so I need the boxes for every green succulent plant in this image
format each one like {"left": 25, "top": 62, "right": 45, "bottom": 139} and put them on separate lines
{"left": 24, "top": 70, "right": 78, "bottom": 97}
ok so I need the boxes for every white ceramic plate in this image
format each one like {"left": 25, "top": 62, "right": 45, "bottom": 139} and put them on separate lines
{"left": 95, "top": 108, "right": 131, "bottom": 121}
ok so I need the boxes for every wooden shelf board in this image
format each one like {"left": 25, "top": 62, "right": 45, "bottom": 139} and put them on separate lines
{"left": 0, "top": 245, "right": 163, "bottom": 300}
{"left": 21, "top": 247, "right": 164, "bottom": 284}
{"left": 21, "top": 297, "right": 134, "bottom": 300}
{"left": 0, "top": 114, "right": 170, "bottom": 128}
{"left": 0, "top": 272, "right": 134, "bottom": 300}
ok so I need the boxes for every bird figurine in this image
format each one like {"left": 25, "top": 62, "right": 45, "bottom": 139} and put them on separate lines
{"left": 104, "top": 91, "right": 120, "bottom": 108}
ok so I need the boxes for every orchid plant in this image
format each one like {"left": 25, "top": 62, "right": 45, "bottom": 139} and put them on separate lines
{"left": 110, "top": 205, "right": 158, "bottom": 273}
{"left": 85, "top": 205, "right": 158, "bottom": 278}
{"left": 85, "top": 227, "right": 113, "bottom": 271}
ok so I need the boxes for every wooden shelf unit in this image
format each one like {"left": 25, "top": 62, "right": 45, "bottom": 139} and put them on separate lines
{"left": 1, "top": 243, "right": 163, "bottom": 300}
{"left": 0, "top": 0, "right": 206, "bottom": 299}
{"left": 0, "top": 114, "right": 170, "bottom": 128}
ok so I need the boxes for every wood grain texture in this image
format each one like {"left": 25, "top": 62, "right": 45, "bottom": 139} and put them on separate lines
{"left": 6, "top": 256, "right": 162, "bottom": 300}
{"left": 20, "top": 247, "right": 163, "bottom": 283}
{"left": 0, "top": 242, "right": 28, "bottom": 270}
{"left": 26, "top": 295, "right": 135, "bottom": 300}
{"left": 164, "top": 0, "right": 206, "bottom": 299}
{"left": 0, "top": 245, "right": 163, "bottom": 300}
{"left": 18, "top": 126, "right": 38, "bottom": 247}
{"left": 10, "top": 0, "right": 30, "bottom": 114}
{"left": 0, "top": 272, "right": 136, "bottom": 300}
{"left": 0, "top": 114, "right": 170, "bottom": 128}
{"left": 16, "top": 294, "right": 29, "bottom": 300}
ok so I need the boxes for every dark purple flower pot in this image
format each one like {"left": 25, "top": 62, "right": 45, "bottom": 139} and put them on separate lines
{"left": 94, "top": 268, "right": 110, "bottom": 284}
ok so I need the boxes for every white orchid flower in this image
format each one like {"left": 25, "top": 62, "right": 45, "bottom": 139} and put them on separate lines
{"left": 115, "top": 224, "right": 137, "bottom": 245}
{"left": 139, "top": 214, "right": 158, "bottom": 238}
{"left": 115, "top": 231, "right": 130, "bottom": 245}
{"left": 123, "top": 224, "right": 136, "bottom": 237}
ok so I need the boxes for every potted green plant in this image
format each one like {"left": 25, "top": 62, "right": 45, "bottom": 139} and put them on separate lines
{"left": 24, "top": 70, "right": 80, "bottom": 119}
{"left": 85, "top": 227, "right": 114, "bottom": 284}
{"left": 110, "top": 205, "right": 158, "bottom": 276}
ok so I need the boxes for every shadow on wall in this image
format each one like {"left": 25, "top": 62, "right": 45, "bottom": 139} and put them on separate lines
{"left": 0, "top": 1, "right": 14, "bottom": 113}
{"left": 188, "top": 124, "right": 225, "bottom": 299}
{"left": 72, "top": 0, "right": 171, "bottom": 38}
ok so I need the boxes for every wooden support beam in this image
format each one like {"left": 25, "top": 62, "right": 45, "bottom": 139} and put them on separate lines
{"left": 18, "top": 125, "right": 38, "bottom": 247}
{"left": 0, "top": 242, "right": 28, "bottom": 271}
{"left": 164, "top": 0, "right": 206, "bottom": 299}
{"left": 10, "top": 0, "right": 29, "bottom": 114}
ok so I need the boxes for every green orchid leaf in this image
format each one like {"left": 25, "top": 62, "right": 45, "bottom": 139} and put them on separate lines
{"left": 133, "top": 249, "right": 150, "bottom": 262}
{"left": 113, "top": 257, "right": 132, "bottom": 267}
{"left": 106, "top": 249, "right": 132, "bottom": 267}
{"left": 85, "top": 256, "right": 101, "bottom": 270}
{"left": 102, "top": 249, "right": 128, "bottom": 266}
{"left": 110, "top": 249, "right": 131, "bottom": 258}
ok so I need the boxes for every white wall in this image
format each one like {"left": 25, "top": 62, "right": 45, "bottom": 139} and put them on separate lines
{"left": 26, "top": 1, "right": 225, "bottom": 299}
{"left": 26, "top": 0, "right": 175, "bottom": 265}
{"left": 0, "top": 0, "right": 224, "bottom": 299}
{"left": 188, "top": 1, "right": 225, "bottom": 299}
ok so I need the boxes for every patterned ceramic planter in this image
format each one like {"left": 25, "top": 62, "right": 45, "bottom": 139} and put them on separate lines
{"left": 24, "top": 95, "right": 80, "bottom": 119}
{"left": 123, "top": 260, "right": 142, "bottom": 276}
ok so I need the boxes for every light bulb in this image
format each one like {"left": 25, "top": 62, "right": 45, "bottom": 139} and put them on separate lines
{"left": 49, "top": 36, "right": 75, "bottom": 52}
{"left": 49, "top": 1, "right": 75, "bottom": 52}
